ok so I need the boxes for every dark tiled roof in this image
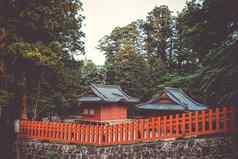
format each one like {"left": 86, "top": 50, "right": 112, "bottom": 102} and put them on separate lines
{"left": 138, "top": 87, "right": 207, "bottom": 111}
{"left": 79, "top": 83, "right": 139, "bottom": 104}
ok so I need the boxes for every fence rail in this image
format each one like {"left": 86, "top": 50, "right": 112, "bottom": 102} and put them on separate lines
{"left": 18, "top": 106, "right": 236, "bottom": 146}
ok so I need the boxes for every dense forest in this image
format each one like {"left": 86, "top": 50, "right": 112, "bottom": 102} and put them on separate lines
{"left": 98, "top": 0, "right": 238, "bottom": 106}
{"left": 0, "top": 0, "right": 238, "bottom": 122}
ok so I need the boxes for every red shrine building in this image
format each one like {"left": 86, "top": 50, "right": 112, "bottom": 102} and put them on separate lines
{"left": 137, "top": 87, "right": 207, "bottom": 117}
{"left": 69, "top": 83, "right": 139, "bottom": 123}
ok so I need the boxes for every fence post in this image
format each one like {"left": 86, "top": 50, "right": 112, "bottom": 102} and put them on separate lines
{"left": 94, "top": 124, "right": 99, "bottom": 145}
{"left": 50, "top": 122, "right": 54, "bottom": 141}
{"left": 109, "top": 126, "right": 113, "bottom": 145}
{"left": 169, "top": 115, "right": 173, "bottom": 138}
{"left": 130, "top": 122, "right": 134, "bottom": 143}
{"left": 114, "top": 124, "right": 118, "bottom": 144}
{"left": 48, "top": 122, "right": 51, "bottom": 141}
{"left": 157, "top": 117, "right": 161, "bottom": 140}
{"left": 44, "top": 122, "right": 48, "bottom": 141}
{"left": 138, "top": 119, "right": 142, "bottom": 141}
{"left": 40, "top": 121, "right": 43, "bottom": 140}
{"left": 119, "top": 123, "right": 122, "bottom": 143}
{"left": 87, "top": 125, "right": 91, "bottom": 144}
{"left": 34, "top": 121, "right": 38, "bottom": 139}
{"left": 151, "top": 118, "right": 155, "bottom": 141}
{"left": 202, "top": 111, "right": 206, "bottom": 134}
{"left": 25, "top": 120, "right": 28, "bottom": 138}
{"left": 89, "top": 125, "right": 92, "bottom": 144}
{"left": 54, "top": 122, "right": 58, "bottom": 142}
{"left": 133, "top": 120, "right": 137, "bottom": 142}
{"left": 31, "top": 121, "right": 34, "bottom": 138}
{"left": 73, "top": 124, "right": 76, "bottom": 144}
{"left": 123, "top": 123, "right": 126, "bottom": 143}
{"left": 195, "top": 111, "right": 199, "bottom": 135}
{"left": 98, "top": 125, "right": 103, "bottom": 146}
{"left": 163, "top": 116, "right": 167, "bottom": 138}
{"left": 112, "top": 125, "right": 116, "bottom": 144}
{"left": 145, "top": 119, "right": 149, "bottom": 141}
{"left": 104, "top": 126, "right": 109, "bottom": 145}
{"left": 182, "top": 113, "right": 186, "bottom": 137}
{"left": 75, "top": 124, "right": 80, "bottom": 144}
{"left": 189, "top": 112, "right": 193, "bottom": 137}
{"left": 175, "top": 114, "right": 179, "bottom": 138}
{"left": 69, "top": 124, "right": 73, "bottom": 143}
{"left": 209, "top": 109, "right": 213, "bottom": 133}
{"left": 82, "top": 125, "right": 85, "bottom": 144}
{"left": 141, "top": 119, "right": 145, "bottom": 140}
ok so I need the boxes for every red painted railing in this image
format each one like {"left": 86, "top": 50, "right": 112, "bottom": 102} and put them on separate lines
{"left": 18, "top": 107, "right": 236, "bottom": 146}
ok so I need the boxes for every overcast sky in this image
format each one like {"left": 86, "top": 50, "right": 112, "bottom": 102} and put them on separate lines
{"left": 80, "top": 0, "right": 187, "bottom": 65}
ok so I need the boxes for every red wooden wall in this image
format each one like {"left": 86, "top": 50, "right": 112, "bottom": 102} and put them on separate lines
{"left": 100, "top": 105, "right": 127, "bottom": 121}
{"left": 80, "top": 104, "right": 128, "bottom": 121}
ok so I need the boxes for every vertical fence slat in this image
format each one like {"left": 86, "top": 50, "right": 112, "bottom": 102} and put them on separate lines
{"left": 169, "top": 115, "right": 173, "bottom": 138}
{"left": 119, "top": 124, "right": 123, "bottom": 144}
{"left": 157, "top": 117, "right": 161, "bottom": 140}
{"left": 209, "top": 109, "right": 213, "bottom": 133}
{"left": 202, "top": 111, "right": 206, "bottom": 134}
{"left": 115, "top": 125, "right": 118, "bottom": 144}
{"left": 189, "top": 112, "right": 192, "bottom": 137}
{"left": 98, "top": 125, "right": 103, "bottom": 146}
{"left": 175, "top": 114, "right": 179, "bottom": 138}
{"left": 138, "top": 119, "right": 142, "bottom": 141}
{"left": 195, "top": 111, "right": 199, "bottom": 134}
{"left": 95, "top": 125, "right": 99, "bottom": 145}
{"left": 151, "top": 118, "right": 155, "bottom": 141}
{"left": 145, "top": 119, "right": 149, "bottom": 141}
{"left": 163, "top": 116, "right": 167, "bottom": 138}
{"left": 130, "top": 122, "right": 134, "bottom": 143}
{"left": 215, "top": 108, "right": 220, "bottom": 131}
{"left": 109, "top": 126, "right": 112, "bottom": 144}
{"left": 134, "top": 120, "right": 138, "bottom": 142}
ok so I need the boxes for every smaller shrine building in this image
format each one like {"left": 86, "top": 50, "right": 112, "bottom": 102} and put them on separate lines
{"left": 137, "top": 87, "right": 207, "bottom": 117}
{"left": 69, "top": 83, "right": 139, "bottom": 124}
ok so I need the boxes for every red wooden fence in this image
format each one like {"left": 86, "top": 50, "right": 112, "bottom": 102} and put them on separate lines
{"left": 18, "top": 106, "right": 236, "bottom": 146}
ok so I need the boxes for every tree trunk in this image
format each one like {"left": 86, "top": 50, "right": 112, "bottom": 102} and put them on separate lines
{"left": 33, "top": 75, "right": 41, "bottom": 120}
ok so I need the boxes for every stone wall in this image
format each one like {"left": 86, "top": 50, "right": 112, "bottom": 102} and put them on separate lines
{"left": 17, "top": 136, "right": 237, "bottom": 159}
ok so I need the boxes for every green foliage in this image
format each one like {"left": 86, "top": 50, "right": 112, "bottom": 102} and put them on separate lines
{"left": 143, "top": 5, "right": 173, "bottom": 67}
{"left": 7, "top": 42, "right": 64, "bottom": 69}
{"left": 98, "top": 6, "right": 191, "bottom": 101}
{"left": 0, "top": 0, "right": 85, "bottom": 54}
{"left": 0, "top": 0, "right": 85, "bottom": 120}
{"left": 0, "top": 90, "right": 13, "bottom": 106}
{"left": 98, "top": 0, "right": 238, "bottom": 106}
{"left": 195, "top": 32, "right": 238, "bottom": 105}
{"left": 175, "top": 0, "right": 238, "bottom": 105}
{"left": 98, "top": 21, "right": 155, "bottom": 100}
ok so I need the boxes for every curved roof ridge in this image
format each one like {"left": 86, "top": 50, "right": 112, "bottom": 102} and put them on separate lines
{"left": 137, "top": 87, "right": 207, "bottom": 111}
{"left": 90, "top": 83, "right": 131, "bottom": 98}
{"left": 91, "top": 83, "right": 121, "bottom": 89}
{"left": 90, "top": 83, "right": 108, "bottom": 100}
{"left": 81, "top": 83, "right": 139, "bottom": 103}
